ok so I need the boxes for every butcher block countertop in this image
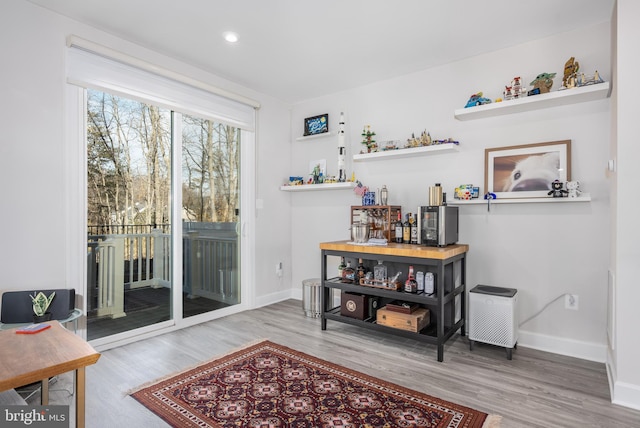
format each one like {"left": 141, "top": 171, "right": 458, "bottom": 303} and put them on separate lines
{"left": 319, "top": 241, "right": 468, "bottom": 260}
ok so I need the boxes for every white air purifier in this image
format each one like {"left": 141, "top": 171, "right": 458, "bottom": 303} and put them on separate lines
{"left": 469, "top": 285, "right": 518, "bottom": 359}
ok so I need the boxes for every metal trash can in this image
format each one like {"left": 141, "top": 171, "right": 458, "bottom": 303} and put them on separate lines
{"left": 302, "top": 278, "right": 322, "bottom": 318}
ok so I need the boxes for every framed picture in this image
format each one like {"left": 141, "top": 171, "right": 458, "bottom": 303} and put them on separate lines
{"left": 485, "top": 140, "right": 571, "bottom": 199}
{"left": 303, "top": 114, "right": 329, "bottom": 136}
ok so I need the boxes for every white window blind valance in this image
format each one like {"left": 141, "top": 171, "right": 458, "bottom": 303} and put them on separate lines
{"left": 66, "top": 36, "right": 258, "bottom": 131}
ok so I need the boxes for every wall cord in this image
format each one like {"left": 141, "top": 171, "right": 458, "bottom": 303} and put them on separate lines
{"left": 518, "top": 293, "right": 568, "bottom": 328}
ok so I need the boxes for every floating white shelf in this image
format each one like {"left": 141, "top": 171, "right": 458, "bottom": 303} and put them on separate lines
{"left": 295, "top": 132, "right": 334, "bottom": 141}
{"left": 280, "top": 182, "right": 356, "bottom": 192}
{"left": 454, "top": 82, "right": 611, "bottom": 121}
{"left": 353, "top": 143, "right": 459, "bottom": 162}
{"left": 448, "top": 194, "right": 591, "bottom": 205}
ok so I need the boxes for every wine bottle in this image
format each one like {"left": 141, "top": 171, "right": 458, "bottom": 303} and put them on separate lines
{"left": 356, "top": 258, "right": 366, "bottom": 283}
{"left": 410, "top": 213, "right": 418, "bottom": 244}
{"left": 338, "top": 257, "right": 346, "bottom": 278}
{"left": 394, "top": 211, "right": 403, "bottom": 243}
{"left": 402, "top": 213, "right": 411, "bottom": 244}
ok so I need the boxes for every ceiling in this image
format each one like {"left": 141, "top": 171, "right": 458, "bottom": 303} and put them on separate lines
{"left": 27, "top": 0, "right": 614, "bottom": 104}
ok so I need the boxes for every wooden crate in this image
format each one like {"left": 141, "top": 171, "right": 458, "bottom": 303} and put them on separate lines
{"left": 376, "top": 306, "right": 430, "bottom": 332}
{"left": 350, "top": 205, "right": 402, "bottom": 242}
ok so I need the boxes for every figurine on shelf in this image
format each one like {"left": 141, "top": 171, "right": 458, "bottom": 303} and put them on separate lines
{"left": 562, "top": 57, "right": 580, "bottom": 88}
{"left": 511, "top": 76, "right": 527, "bottom": 99}
{"left": 548, "top": 179, "right": 568, "bottom": 198}
{"left": 566, "top": 181, "right": 581, "bottom": 198}
{"left": 503, "top": 86, "right": 513, "bottom": 101}
{"left": 504, "top": 76, "right": 527, "bottom": 100}
{"left": 576, "top": 70, "right": 604, "bottom": 86}
{"left": 530, "top": 72, "right": 556, "bottom": 94}
{"left": 406, "top": 133, "right": 420, "bottom": 148}
{"left": 361, "top": 125, "right": 377, "bottom": 153}
{"left": 465, "top": 92, "right": 492, "bottom": 108}
{"left": 420, "top": 130, "right": 433, "bottom": 146}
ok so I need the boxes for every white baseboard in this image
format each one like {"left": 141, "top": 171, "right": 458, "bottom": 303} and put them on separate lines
{"left": 606, "top": 348, "right": 640, "bottom": 411}
{"left": 611, "top": 379, "right": 640, "bottom": 411}
{"left": 518, "top": 330, "right": 607, "bottom": 363}
{"left": 254, "top": 289, "right": 300, "bottom": 309}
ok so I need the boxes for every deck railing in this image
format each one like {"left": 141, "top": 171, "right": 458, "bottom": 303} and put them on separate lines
{"left": 87, "top": 222, "right": 238, "bottom": 318}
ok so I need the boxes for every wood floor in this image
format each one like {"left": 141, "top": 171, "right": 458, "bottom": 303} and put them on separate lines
{"left": 34, "top": 299, "right": 640, "bottom": 427}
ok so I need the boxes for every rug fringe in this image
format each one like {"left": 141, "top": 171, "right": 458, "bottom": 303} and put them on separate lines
{"left": 124, "top": 338, "right": 270, "bottom": 397}
{"left": 482, "top": 414, "right": 502, "bottom": 428}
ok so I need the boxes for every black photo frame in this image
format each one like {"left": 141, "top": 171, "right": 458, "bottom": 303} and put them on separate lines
{"left": 303, "top": 114, "right": 329, "bottom": 136}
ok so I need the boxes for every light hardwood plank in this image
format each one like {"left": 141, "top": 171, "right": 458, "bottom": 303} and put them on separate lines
{"left": 30, "top": 300, "right": 640, "bottom": 427}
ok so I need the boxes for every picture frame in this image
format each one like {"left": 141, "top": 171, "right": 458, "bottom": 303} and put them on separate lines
{"left": 484, "top": 140, "right": 571, "bottom": 199}
{"left": 303, "top": 114, "right": 329, "bottom": 136}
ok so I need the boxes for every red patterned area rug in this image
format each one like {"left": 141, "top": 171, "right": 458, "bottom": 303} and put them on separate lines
{"left": 130, "top": 340, "right": 500, "bottom": 428}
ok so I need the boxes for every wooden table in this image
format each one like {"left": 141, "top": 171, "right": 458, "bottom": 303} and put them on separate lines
{"left": 0, "top": 321, "right": 100, "bottom": 428}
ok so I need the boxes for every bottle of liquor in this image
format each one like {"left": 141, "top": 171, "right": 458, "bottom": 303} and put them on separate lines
{"left": 356, "top": 258, "right": 366, "bottom": 283}
{"left": 374, "top": 260, "right": 387, "bottom": 283}
{"left": 404, "top": 265, "right": 418, "bottom": 293}
{"left": 394, "top": 211, "right": 403, "bottom": 243}
{"left": 343, "top": 260, "right": 356, "bottom": 283}
{"left": 402, "top": 213, "right": 411, "bottom": 244}
{"left": 410, "top": 213, "right": 418, "bottom": 244}
{"left": 338, "top": 257, "right": 346, "bottom": 278}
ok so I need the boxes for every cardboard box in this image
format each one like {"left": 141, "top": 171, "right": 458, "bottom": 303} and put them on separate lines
{"left": 341, "top": 291, "right": 372, "bottom": 320}
{"left": 377, "top": 306, "right": 430, "bottom": 332}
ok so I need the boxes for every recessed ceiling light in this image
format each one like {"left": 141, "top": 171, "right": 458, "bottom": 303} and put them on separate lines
{"left": 223, "top": 32, "right": 239, "bottom": 43}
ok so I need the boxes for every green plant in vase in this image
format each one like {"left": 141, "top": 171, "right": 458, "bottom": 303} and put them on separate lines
{"left": 30, "top": 291, "right": 56, "bottom": 322}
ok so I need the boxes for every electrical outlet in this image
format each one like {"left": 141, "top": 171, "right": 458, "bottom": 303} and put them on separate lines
{"left": 276, "top": 262, "right": 283, "bottom": 277}
{"left": 565, "top": 294, "right": 579, "bottom": 310}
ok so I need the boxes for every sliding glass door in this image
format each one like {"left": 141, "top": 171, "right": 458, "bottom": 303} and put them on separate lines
{"left": 85, "top": 90, "right": 241, "bottom": 341}
{"left": 180, "top": 114, "right": 240, "bottom": 318}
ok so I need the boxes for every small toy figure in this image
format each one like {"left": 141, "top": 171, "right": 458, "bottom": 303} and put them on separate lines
{"left": 563, "top": 57, "right": 580, "bottom": 88}
{"left": 503, "top": 86, "right": 513, "bottom": 101}
{"left": 548, "top": 179, "right": 568, "bottom": 197}
{"left": 530, "top": 72, "right": 556, "bottom": 94}
{"left": 465, "top": 92, "right": 492, "bottom": 108}
{"left": 361, "top": 125, "right": 377, "bottom": 153}
{"left": 511, "top": 76, "right": 527, "bottom": 98}
{"left": 565, "top": 181, "right": 581, "bottom": 198}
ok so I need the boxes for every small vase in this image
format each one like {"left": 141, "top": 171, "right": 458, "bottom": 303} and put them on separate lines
{"left": 33, "top": 313, "right": 52, "bottom": 323}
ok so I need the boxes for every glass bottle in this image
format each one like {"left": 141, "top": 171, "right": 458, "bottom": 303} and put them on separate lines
{"left": 343, "top": 260, "right": 356, "bottom": 283}
{"left": 338, "top": 257, "right": 346, "bottom": 278}
{"left": 356, "top": 258, "right": 366, "bottom": 283}
{"left": 374, "top": 260, "right": 387, "bottom": 283}
{"left": 410, "top": 213, "right": 418, "bottom": 244}
{"left": 395, "top": 211, "right": 403, "bottom": 243}
{"left": 402, "top": 213, "right": 411, "bottom": 244}
{"left": 404, "top": 265, "right": 418, "bottom": 293}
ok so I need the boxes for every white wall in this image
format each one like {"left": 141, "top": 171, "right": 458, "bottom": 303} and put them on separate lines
{"left": 0, "top": 0, "right": 292, "bottom": 306}
{"left": 609, "top": 0, "right": 640, "bottom": 410}
{"left": 290, "top": 21, "right": 612, "bottom": 362}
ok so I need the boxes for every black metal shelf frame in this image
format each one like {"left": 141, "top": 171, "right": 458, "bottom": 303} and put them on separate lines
{"left": 320, "top": 247, "right": 466, "bottom": 362}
